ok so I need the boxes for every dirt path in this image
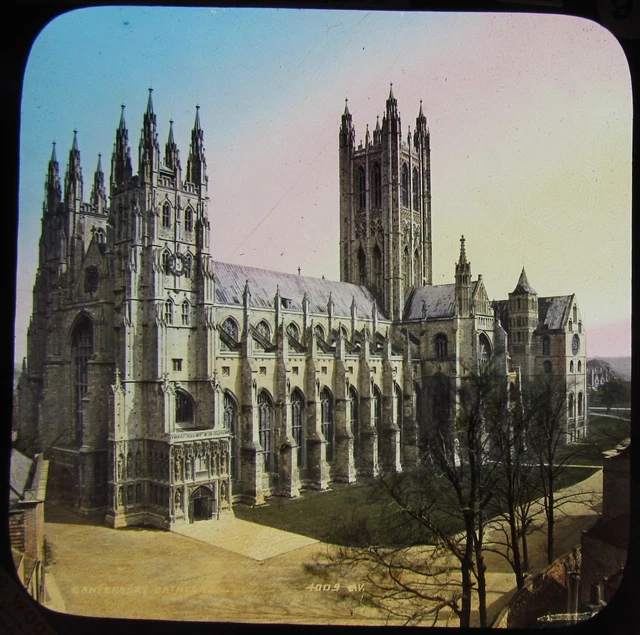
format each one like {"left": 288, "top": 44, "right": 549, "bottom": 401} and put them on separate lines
{"left": 41, "top": 470, "right": 603, "bottom": 627}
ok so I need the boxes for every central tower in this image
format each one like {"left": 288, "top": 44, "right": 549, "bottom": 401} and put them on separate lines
{"left": 339, "top": 85, "right": 432, "bottom": 320}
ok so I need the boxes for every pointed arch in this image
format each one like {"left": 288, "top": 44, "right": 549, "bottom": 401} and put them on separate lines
{"left": 578, "top": 392, "right": 584, "bottom": 417}
{"left": 255, "top": 320, "right": 271, "bottom": 344}
{"left": 71, "top": 313, "right": 93, "bottom": 444}
{"left": 258, "top": 390, "right": 275, "bottom": 472}
{"left": 184, "top": 205, "right": 194, "bottom": 232}
{"left": 372, "top": 162, "right": 381, "bottom": 207}
{"left": 176, "top": 389, "right": 195, "bottom": 427}
{"left": 478, "top": 333, "right": 491, "bottom": 369}
{"left": 373, "top": 384, "right": 383, "bottom": 465}
{"left": 320, "top": 387, "right": 334, "bottom": 463}
{"left": 220, "top": 316, "right": 239, "bottom": 351}
{"left": 568, "top": 392, "right": 575, "bottom": 418}
{"left": 291, "top": 388, "right": 306, "bottom": 469}
{"left": 161, "top": 249, "right": 171, "bottom": 274}
{"left": 162, "top": 201, "right": 171, "bottom": 228}
{"left": 349, "top": 385, "right": 360, "bottom": 458}
{"left": 413, "top": 249, "right": 421, "bottom": 288}
{"left": 394, "top": 382, "right": 404, "bottom": 450}
{"left": 403, "top": 245, "right": 411, "bottom": 293}
{"left": 164, "top": 299, "right": 174, "bottom": 325}
{"left": 401, "top": 163, "right": 409, "bottom": 208}
{"left": 434, "top": 333, "right": 448, "bottom": 358}
{"left": 181, "top": 299, "right": 191, "bottom": 326}
{"left": 357, "top": 165, "right": 366, "bottom": 210}
{"left": 412, "top": 166, "right": 420, "bottom": 210}
{"left": 184, "top": 253, "right": 193, "bottom": 278}
{"left": 357, "top": 246, "right": 366, "bottom": 285}
{"left": 224, "top": 391, "right": 239, "bottom": 481}
{"left": 314, "top": 323, "right": 326, "bottom": 341}
{"left": 373, "top": 244, "right": 383, "bottom": 294}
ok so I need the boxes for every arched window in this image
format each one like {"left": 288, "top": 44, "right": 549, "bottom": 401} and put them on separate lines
{"left": 162, "top": 250, "right": 171, "bottom": 274}
{"left": 95, "top": 229, "right": 106, "bottom": 245}
{"left": 373, "top": 385, "right": 383, "bottom": 460}
{"left": 478, "top": 334, "right": 491, "bottom": 369}
{"left": 569, "top": 319, "right": 573, "bottom": 331}
{"left": 291, "top": 389, "right": 305, "bottom": 468}
{"left": 181, "top": 300, "right": 190, "bottom": 326}
{"left": 403, "top": 246, "right": 411, "bottom": 292}
{"left": 286, "top": 322, "right": 300, "bottom": 350}
{"left": 568, "top": 393, "right": 575, "bottom": 418}
{"left": 256, "top": 320, "right": 271, "bottom": 343}
{"left": 434, "top": 333, "right": 448, "bottom": 358}
{"left": 258, "top": 391, "right": 274, "bottom": 472}
{"left": 543, "top": 360, "right": 552, "bottom": 374}
{"left": 578, "top": 392, "right": 584, "bottom": 417}
{"left": 349, "top": 386, "right": 359, "bottom": 458}
{"left": 221, "top": 317, "right": 238, "bottom": 343}
{"left": 320, "top": 388, "right": 334, "bottom": 463}
{"left": 573, "top": 306, "right": 578, "bottom": 323}
{"left": 401, "top": 164, "right": 409, "bottom": 208}
{"left": 372, "top": 162, "right": 381, "bottom": 207}
{"left": 358, "top": 247, "right": 366, "bottom": 285}
{"left": 340, "top": 325, "right": 349, "bottom": 341}
{"left": 412, "top": 167, "right": 420, "bottom": 210}
{"left": 314, "top": 324, "right": 325, "bottom": 341}
{"left": 358, "top": 166, "right": 366, "bottom": 210}
{"left": 162, "top": 202, "right": 171, "bottom": 228}
{"left": 413, "top": 250, "right": 421, "bottom": 288}
{"left": 71, "top": 316, "right": 93, "bottom": 444}
{"left": 176, "top": 390, "right": 195, "bottom": 426}
{"left": 578, "top": 361, "right": 582, "bottom": 373}
{"left": 373, "top": 245, "right": 383, "bottom": 293}
{"left": 570, "top": 360, "right": 574, "bottom": 373}
{"left": 184, "top": 254, "right": 193, "bottom": 279}
{"left": 542, "top": 336, "right": 551, "bottom": 356}
{"left": 224, "top": 392, "right": 239, "bottom": 480}
{"left": 184, "top": 206, "right": 194, "bottom": 232}
{"left": 394, "top": 383, "right": 403, "bottom": 449}
{"left": 164, "top": 300, "right": 173, "bottom": 325}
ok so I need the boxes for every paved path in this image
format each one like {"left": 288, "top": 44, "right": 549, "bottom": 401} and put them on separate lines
{"left": 40, "top": 470, "right": 604, "bottom": 627}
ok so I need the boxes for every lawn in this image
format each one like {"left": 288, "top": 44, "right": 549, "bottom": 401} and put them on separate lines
{"left": 558, "top": 415, "right": 631, "bottom": 466}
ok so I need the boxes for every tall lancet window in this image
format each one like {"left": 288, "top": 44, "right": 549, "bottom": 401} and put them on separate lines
{"left": 184, "top": 206, "right": 194, "bottom": 232}
{"left": 373, "top": 245, "right": 383, "bottom": 294}
{"left": 358, "top": 247, "right": 366, "bottom": 285}
{"left": 291, "top": 389, "right": 305, "bottom": 468}
{"left": 372, "top": 162, "right": 381, "bottom": 207}
{"left": 414, "top": 249, "right": 421, "bottom": 288}
{"left": 401, "top": 164, "right": 409, "bottom": 208}
{"left": 412, "top": 167, "right": 420, "bottom": 210}
{"left": 320, "top": 388, "right": 334, "bottom": 463}
{"left": 162, "top": 202, "right": 171, "bottom": 228}
{"left": 72, "top": 316, "right": 93, "bottom": 444}
{"left": 358, "top": 166, "right": 366, "bottom": 210}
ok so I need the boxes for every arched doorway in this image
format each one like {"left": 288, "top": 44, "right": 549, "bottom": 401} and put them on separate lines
{"left": 190, "top": 486, "right": 215, "bottom": 522}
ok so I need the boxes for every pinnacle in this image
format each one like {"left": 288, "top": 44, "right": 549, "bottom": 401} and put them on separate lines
{"left": 146, "top": 88, "right": 154, "bottom": 114}
{"left": 50, "top": 141, "right": 57, "bottom": 162}
{"left": 119, "top": 104, "right": 127, "bottom": 129}
{"left": 388, "top": 82, "right": 395, "bottom": 101}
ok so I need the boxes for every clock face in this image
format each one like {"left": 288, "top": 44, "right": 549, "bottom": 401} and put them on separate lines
{"left": 572, "top": 334, "right": 580, "bottom": 355}
{"left": 169, "top": 253, "right": 185, "bottom": 275}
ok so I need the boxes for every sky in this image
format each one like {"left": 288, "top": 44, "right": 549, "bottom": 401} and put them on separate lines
{"left": 16, "top": 7, "right": 632, "bottom": 361}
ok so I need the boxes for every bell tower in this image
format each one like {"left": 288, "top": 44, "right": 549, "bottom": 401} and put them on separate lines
{"left": 339, "top": 85, "right": 432, "bottom": 320}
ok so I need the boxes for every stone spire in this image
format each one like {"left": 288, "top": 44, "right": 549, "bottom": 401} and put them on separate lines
{"left": 386, "top": 83, "right": 399, "bottom": 119}
{"left": 44, "top": 142, "right": 61, "bottom": 215}
{"left": 111, "top": 104, "right": 133, "bottom": 188}
{"left": 164, "top": 119, "right": 181, "bottom": 173}
{"left": 138, "top": 88, "right": 160, "bottom": 184}
{"left": 64, "top": 130, "right": 83, "bottom": 209}
{"left": 455, "top": 235, "right": 472, "bottom": 316}
{"left": 339, "top": 98, "right": 355, "bottom": 150}
{"left": 186, "top": 106, "right": 207, "bottom": 188}
{"left": 513, "top": 267, "right": 536, "bottom": 295}
{"left": 90, "top": 154, "right": 107, "bottom": 215}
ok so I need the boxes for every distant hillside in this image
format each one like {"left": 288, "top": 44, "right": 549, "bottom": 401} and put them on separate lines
{"left": 591, "top": 356, "right": 632, "bottom": 382}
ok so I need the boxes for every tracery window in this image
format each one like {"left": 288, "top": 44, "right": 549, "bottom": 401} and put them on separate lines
{"left": 314, "top": 324, "right": 325, "bottom": 342}
{"left": 176, "top": 390, "right": 195, "bottom": 426}
{"left": 256, "top": 320, "right": 271, "bottom": 344}
{"left": 258, "top": 391, "right": 275, "bottom": 472}
{"left": 162, "top": 250, "right": 170, "bottom": 274}
{"left": 358, "top": 166, "right": 366, "bottom": 210}
{"left": 412, "top": 167, "right": 420, "bottom": 210}
{"left": 291, "top": 389, "right": 305, "bottom": 468}
{"left": 184, "top": 206, "right": 194, "bottom": 232}
{"left": 478, "top": 334, "right": 491, "bottom": 369}
{"left": 224, "top": 392, "right": 239, "bottom": 480}
{"left": 286, "top": 322, "right": 300, "bottom": 347}
{"left": 72, "top": 316, "right": 93, "bottom": 444}
{"left": 184, "top": 254, "right": 193, "bottom": 279}
{"left": 181, "top": 301, "right": 190, "bottom": 326}
{"left": 358, "top": 247, "right": 366, "bottom": 286}
{"left": 162, "top": 202, "right": 171, "bottom": 228}
{"left": 372, "top": 162, "right": 381, "bottom": 207}
{"left": 320, "top": 388, "right": 334, "bottom": 463}
{"left": 164, "top": 300, "right": 173, "bottom": 325}
{"left": 401, "top": 164, "right": 409, "bottom": 208}
{"left": 434, "top": 333, "right": 448, "bottom": 358}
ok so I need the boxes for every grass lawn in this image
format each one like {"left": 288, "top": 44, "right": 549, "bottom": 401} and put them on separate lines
{"left": 558, "top": 415, "right": 630, "bottom": 466}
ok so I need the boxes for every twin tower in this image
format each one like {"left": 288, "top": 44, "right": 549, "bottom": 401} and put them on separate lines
{"left": 339, "top": 84, "right": 433, "bottom": 320}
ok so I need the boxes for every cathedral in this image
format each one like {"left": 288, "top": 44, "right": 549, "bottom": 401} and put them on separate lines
{"left": 16, "top": 87, "right": 588, "bottom": 528}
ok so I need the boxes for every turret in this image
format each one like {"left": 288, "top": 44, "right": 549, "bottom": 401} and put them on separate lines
{"left": 455, "top": 236, "right": 472, "bottom": 316}
{"left": 44, "top": 142, "right": 61, "bottom": 216}
{"left": 383, "top": 83, "right": 400, "bottom": 135}
{"left": 509, "top": 267, "right": 538, "bottom": 347}
{"left": 111, "top": 105, "right": 133, "bottom": 189}
{"left": 185, "top": 105, "right": 207, "bottom": 190}
{"left": 64, "top": 130, "right": 83, "bottom": 211}
{"left": 90, "top": 154, "right": 107, "bottom": 215}
{"left": 339, "top": 99, "right": 355, "bottom": 151}
{"left": 164, "top": 119, "right": 181, "bottom": 174}
{"left": 138, "top": 88, "right": 160, "bottom": 185}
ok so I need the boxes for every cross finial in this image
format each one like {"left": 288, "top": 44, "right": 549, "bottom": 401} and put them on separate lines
{"left": 297, "top": 266, "right": 301, "bottom": 275}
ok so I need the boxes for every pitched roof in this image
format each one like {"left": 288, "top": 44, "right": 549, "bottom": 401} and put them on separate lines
{"left": 212, "top": 261, "right": 383, "bottom": 319}
{"left": 403, "top": 282, "right": 479, "bottom": 321}
{"left": 10, "top": 449, "right": 33, "bottom": 502}
{"left": 538, "top": 295, "right": 573, "bottom": 331}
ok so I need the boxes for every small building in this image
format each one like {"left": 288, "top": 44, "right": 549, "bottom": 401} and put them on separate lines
{"left": 9, "top": 449, "right": 49, "bottom": 602}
